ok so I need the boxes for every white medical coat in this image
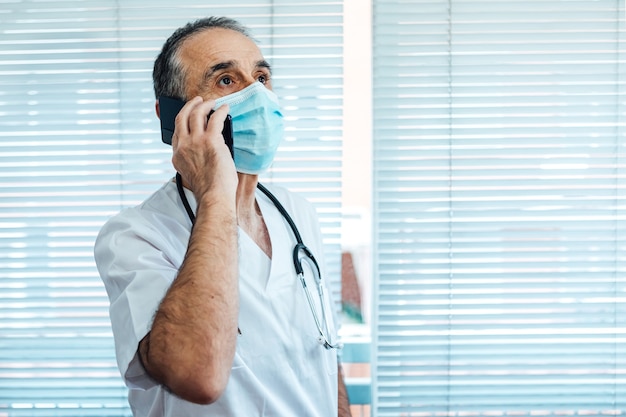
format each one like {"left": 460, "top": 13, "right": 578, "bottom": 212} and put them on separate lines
{"left": 94, "top": 179, "right": 339, "bottom": 417}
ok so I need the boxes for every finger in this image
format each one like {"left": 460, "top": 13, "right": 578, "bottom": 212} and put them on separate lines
{"left": 188, "top": 99, "right": 217, "bottom": 135}
{"left": 206, "top": 103, "right": 230, "bottom": 136}
{"left": 174, "top": 96, "right": 202, "bottom": 136}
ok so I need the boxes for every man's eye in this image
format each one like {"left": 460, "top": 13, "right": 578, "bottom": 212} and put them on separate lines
{"left": 219, "top": 77, "right": 232, "bottom": 86}
{"left": 257, "top": 74, "right": 268, "bottom": 84}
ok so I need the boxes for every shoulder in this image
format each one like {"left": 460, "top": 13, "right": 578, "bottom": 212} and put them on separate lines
{"left": 94, "top": 180, "right": 189, "bottom": 262}
{"left": 101, "top": 179, "right": 184, "bottom": 228}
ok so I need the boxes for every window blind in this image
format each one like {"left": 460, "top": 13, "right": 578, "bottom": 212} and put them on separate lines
{"left": 0, "top": 1, "right": 343, "bottom": 415}
{"left": 372, "top": 0, "right": 626, "bottom": 415}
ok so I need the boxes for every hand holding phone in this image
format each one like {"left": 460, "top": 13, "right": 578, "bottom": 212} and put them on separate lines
{"left": 159, "top": 96, "right": 234, "bottom": 158}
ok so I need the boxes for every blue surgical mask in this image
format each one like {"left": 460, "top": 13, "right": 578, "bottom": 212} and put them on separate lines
{"left": 214, "top": 82, "right": 284, "bottom": 175}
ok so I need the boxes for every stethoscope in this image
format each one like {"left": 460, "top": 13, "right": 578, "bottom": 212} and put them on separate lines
{"left": 175, "top": 172, "right": 342, "bottom": 350}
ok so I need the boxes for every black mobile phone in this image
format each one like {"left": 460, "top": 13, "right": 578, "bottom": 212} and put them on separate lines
{"left": 158, "top": 95, "right": 234, "bottom": 158}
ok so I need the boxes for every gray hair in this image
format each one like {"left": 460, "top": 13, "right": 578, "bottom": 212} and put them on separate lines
{"left": 152, "top": 17, "right": 252, "bottom": 100}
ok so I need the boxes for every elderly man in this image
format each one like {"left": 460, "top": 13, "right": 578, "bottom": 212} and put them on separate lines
{"left": 94, "top": 16, "right": 352, "bottom": 416}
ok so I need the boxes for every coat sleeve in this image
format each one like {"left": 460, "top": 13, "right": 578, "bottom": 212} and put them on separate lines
{"left": 94, "top": 209, "right": 186, "bottom": 389}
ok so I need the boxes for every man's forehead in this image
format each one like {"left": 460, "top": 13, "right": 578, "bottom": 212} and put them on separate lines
{"left": 182, "top": 36, "right": 264, "bottom": 73}
{"left": 183, "top": 28, "right": 261, "bottom": 55}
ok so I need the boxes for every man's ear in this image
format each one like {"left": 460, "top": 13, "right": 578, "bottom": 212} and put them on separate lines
{"left": 155, "top": 99, "right": 161, "bottom": 119}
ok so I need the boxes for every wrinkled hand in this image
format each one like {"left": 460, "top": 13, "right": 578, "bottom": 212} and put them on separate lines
{"left": 171, "top": 97, "right": 237, "bottom": 200}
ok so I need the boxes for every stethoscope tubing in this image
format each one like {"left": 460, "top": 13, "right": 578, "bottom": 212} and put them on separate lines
{"left": 174, "top": 173, "right": 341, "bottom": 350}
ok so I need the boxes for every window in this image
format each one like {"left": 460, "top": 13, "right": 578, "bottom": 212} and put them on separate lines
{"left": 372, "top": 0, "right": 626, "bottom": 415}
{"left": 0, "top": 1, "right": 343, "bottom": 415}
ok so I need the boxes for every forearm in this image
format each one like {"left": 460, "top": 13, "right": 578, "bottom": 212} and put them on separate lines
{"left": 338, "top": 364, "right": 353, "bottom": 417}
{"left": 140, "top": 193, "right": 238, "bottom": 404}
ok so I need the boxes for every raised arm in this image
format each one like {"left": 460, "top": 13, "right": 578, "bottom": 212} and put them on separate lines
{"left": 138, "top": 99, "right": 239, "bottom": 404}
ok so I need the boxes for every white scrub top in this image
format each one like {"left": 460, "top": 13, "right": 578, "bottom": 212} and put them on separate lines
{"left": 94, "top": 179, "right": 339, "bottom": 417}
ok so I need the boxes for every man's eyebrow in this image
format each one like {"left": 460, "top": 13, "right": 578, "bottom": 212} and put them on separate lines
{"left": 257, "top": 60, "right": 272, "bottom": 73}
{"left": 203, "top": 60, "right": 235, "bottom": 81}
{"left": 202, "top": 59, "right": 272, "bottom": 82}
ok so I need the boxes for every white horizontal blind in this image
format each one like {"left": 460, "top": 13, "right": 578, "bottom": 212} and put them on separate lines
{"left": 0, "top": 1, "right": 343, "bottom": 415}
{"left": 372, "top": 0, "right": 626, "bottom": 415}
{"left": 260, "top": 2, "right": 344, "bottom": 299}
